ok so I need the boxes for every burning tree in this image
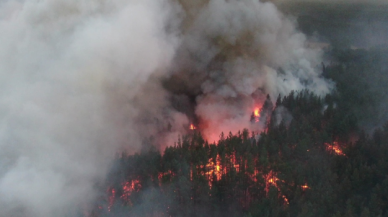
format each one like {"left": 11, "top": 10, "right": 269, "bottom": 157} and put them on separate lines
{"left": 85, "top": 90, "right": 388, "bottom": 217}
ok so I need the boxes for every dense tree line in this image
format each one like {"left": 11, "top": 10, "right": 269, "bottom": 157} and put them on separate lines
{"left": 87, "top": 48, "right": 388, "bottom": 217}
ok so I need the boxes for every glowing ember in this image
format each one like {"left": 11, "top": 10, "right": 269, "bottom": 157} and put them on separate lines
{"left": 158, "top": 170, "right": 174, "bottom": 184}
{"left": 106, "top": 151, "right": 294, "bottom": 212}
{"left": 282, "top": 195, "right": 289, "bottom": 205}
{"left": 190, "top": 124, "right": 196, "bottom": 130}
{"left": 107, "top": 188, "right": 115, "bottom": 212}
{"left": 254, "top": 108, "right": 260, "bottom": 117}
{"left": 265, "top": 171, "right": 280, "bottom": 194}
{"left": 251, "top": 107, "right": 261, "bottom": 123}
{"left": 265, "top": 171, "right": 289, "bottom": 205}
{"left": 205, "top": 155, "right": 224, "bottom": 185}
{"left": 202, "top": 153, "right": 243, "bottom": 188}
{"left": 301, "top": 184, "right": 309, "bottom": 190}
{"left": 325, "top": 141, "right": 345, "bottom": 156}
{"left": 120, "top": 179, "right": 141, "bottom": 204}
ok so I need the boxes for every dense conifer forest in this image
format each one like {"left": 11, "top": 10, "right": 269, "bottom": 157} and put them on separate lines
{"left": 3, "top": 1, "right": 388, "bottom": 217}
{"left": 86, "top": 47, "right": 388, "bottom": 217}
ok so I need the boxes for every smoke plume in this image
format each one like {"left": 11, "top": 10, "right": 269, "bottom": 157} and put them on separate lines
{"left": 0, "top": 0, "right": 333, "bottom": 216}
{"left": 0, "top": 0, "right": 179, "bottom": 216}
{"left": 168, "top": 0, "right": 333, "bottom": 141}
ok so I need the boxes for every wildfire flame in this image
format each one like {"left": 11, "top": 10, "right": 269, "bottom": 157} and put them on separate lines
{"left": 121, "top": 179, "right": 141, "bottom": 204}
{"left": 301, "top": 184, "right": 309, "bottom": 190}
{"left": 283, "top": 195, "right": 289, "bottom": 205}
{"left": 107, "top": 188, "right": 115, "bottom": 212}
{"left": 325, "top": 141, "right": 345, "bottom": 156}
{"left": 254, "top": 108, "right": 260, "bottom": 117}
{"left": 106, "top": 179, "right": 142, "bottom": 212}
{"left": 190, "top": 124, "right": 196, "bottom": 130}
{"left": 204, "top": 155, "right": 225, "bottom": 186}
{"left": 251, "top": 107, "right": 261, "bottom": 123}
{"left": 105, "top": 152, "right": 292, "bottom": 214}
{"left": 265, "top": 171, "right": 289, "bottom": 205}
{"left": 265, "top": 171, "right": 279, "bottom": 194}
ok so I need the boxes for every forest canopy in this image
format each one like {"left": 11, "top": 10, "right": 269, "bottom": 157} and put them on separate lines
{"left": 89, "top": 47, "right": 388, "bottom": 217}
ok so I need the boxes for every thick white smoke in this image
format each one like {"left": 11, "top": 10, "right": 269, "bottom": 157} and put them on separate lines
{"left": 172, "top": 0, "right": 333, "bottom": 141}
{"left": 0, "top": 0, "right": 334, "bottom": 216}
{"left": 0, "top": 0, "right": 180, "bottom": 216}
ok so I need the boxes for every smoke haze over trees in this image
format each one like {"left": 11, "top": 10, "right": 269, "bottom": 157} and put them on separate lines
{"left": 94, "top": 90, "right": 388, "bottom": 217}
{"left": 0, "top": 0, "right": 388, "bottom": 216}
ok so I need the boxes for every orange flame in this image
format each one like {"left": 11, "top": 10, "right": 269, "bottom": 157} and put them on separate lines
{"left": 301, "top": 184, "right": 309, "bottom": 190}
{"left": 110, "top": 152, "right": 293, "bottom": 212}
{"left": 254, "top": 108, "right": 260, "bottom": 117}
{"left": 325, "top": 141, "right": 345, "bottom": 156}
{"left": 283, "top": 195, "right": 289, "bottom": 205}
{"left": 252, "top": 107, "right": 261, "bottom": 123}
{"left": 158, "top": 170, "right": 174, "bottom": 184}
{"left": 265, "top": 171, "right": 279, "bottom": 193}
{"left": 190, "top": 124, "right": 196, "bottom": 130}
{"left": 265, "top": 171, "right": 289, "bottom": 205}
{"left": 202, "top": 153, "right": 243, "bottom": 188}
{"left": 121, "top": 179, "right": 141, "bottom": 204}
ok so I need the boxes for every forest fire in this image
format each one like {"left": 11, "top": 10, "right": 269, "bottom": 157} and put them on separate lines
{"left": 190, "top": 124, "right": 196, "bottom": 130}
{"left": 106, "top": 179, "right": 142, "bottom": 211}
{"left": 265, "top": 171, "right": 289, "bottom": 205}
{"left": 205, "top": 156, "right": 223, "bottom": 183}
{"left": 254, "top": 108, "right": 260, "bottom": 117}
{"left": 199, "top": 153, "right": 243, "bottom": 187}
{"left": 107, "top": 188, "right": 115, "bottom": 212}
{"left": 283, "top": 195, "right": 289, "bottom": 205}
{"left": 265, "top": 171, "right": 280, "bottom": 194}
{"left": 325, "top": 141, "right": 345, "bottom": 156}
{"left": 251, "top": 107, "right": 261, "bottom": 123}
{"left": 158, "top": 170, "right": 175, "bottom": 184}
{"left": 301, "top": 184, "right": 310, "bottom": 190}
{"left": 120, "top": 180, "right": 141, "bottom": 204}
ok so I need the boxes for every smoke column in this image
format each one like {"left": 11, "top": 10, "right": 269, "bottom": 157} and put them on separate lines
{"left": 169, "top": 0, "right": 333, "bottom": 141}
{"left": 0, "top": 0, "right": 332, "bottom": 216}
{"left": 0, "top": 0, "right": 180, "bottom": 216}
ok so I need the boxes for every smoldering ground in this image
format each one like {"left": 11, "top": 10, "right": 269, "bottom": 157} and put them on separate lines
{"left": 0, "top": 0, "right": 333, "bottom": 216}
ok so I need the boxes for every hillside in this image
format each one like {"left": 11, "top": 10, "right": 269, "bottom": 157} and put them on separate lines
{"left": 88, "top": 48, "right": 388, "bottom": 216}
